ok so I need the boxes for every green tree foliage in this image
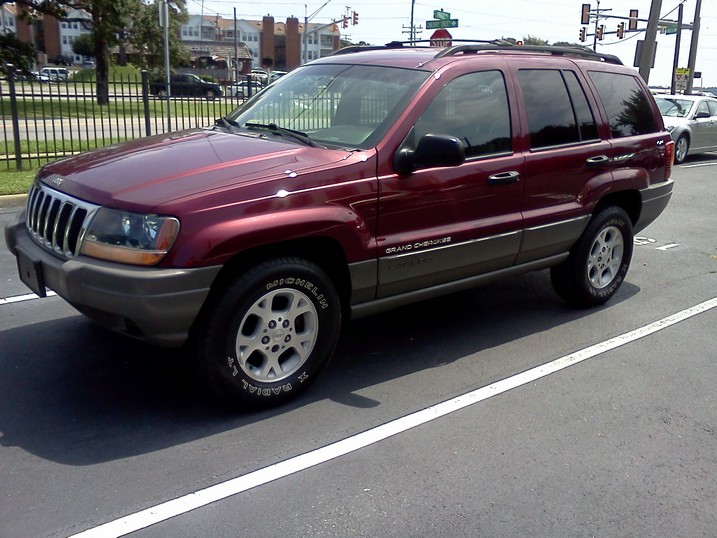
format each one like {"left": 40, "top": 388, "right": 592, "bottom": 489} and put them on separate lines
{"left": 72, "top": 32, "right": 94, "bottom": 57}
{"left": 70, "top": 0, "right": 134, "bottom": 105}
{"left": 128, "top": 0, "right": 190, "bottom": 72}
{"left": 1, "top": 0, "right": 189, "bottom": 104}
{"left": 523, "top": 35, "right": 549, "bottom": 46}
{"left": 0, "top": 32, "right": 36, "bottom": 76}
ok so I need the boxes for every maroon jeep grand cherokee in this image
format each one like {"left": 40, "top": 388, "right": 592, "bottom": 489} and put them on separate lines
{"left": 5, "top": 44, "right": 674, "bottom": 408}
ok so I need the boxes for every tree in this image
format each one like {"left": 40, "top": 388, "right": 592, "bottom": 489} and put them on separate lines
{"left": 0, "top": 0, "right": 129, "bottom": 103}
{"left": 0, "top": 32, "right": 36, "bottom": 76}
{"left": 72, "top": 32, "right": 94, "bottom": 58}
{"left": 128, "top": 0, "right": 190, "bottom": 72}
{"left": 69, "top": 0, "right": 134, "bottom": 105}
{"left": 0, "top": 0, "right": 66, "bottom": 76}
{"left": 522, "top": 35, "right": 549, "bottom": 46}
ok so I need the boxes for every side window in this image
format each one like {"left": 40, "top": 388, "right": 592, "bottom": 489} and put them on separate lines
{"left": 563, "top": 71, "right": 598, "bottom": 141}
{"left": 707, "top": 101, "right": 717, "bottom": 116}
{"left": 414, "top": 71, "right": 511, "bottom": 158}
{"left": 588, "top": 71, "right": 660, "bottom": 137}
{"left": 695, "top": 101, "right": 710, "bottom": 117}
{"left": 518, "top": 69, "right": 597, "bottom": 149}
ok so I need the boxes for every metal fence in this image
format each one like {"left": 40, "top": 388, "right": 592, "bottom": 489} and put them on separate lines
{"left": 0, "top": 70, "right": 250, "bottom": 171}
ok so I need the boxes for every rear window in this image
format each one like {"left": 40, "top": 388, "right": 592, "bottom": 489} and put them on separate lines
{"left": 518, "top": 69, "right": 598, "bottom": 149}
{"left": 588, "top": 71, "right": 660, "bottom": 137}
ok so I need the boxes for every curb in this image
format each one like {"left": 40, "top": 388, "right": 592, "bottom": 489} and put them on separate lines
{"left": 0, "top": 194, "right": 27, "bottom": 209}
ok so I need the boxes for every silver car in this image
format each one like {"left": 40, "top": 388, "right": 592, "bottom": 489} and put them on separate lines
{"left": 655, "top": 94, "right": 717, "bottom": 164}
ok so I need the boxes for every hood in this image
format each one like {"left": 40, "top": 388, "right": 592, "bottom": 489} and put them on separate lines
{"left": 39, "top": 128, "right": 352, "bottom": 210}
{"left": 660, "top": 116, "right": 689, "bottom": 129}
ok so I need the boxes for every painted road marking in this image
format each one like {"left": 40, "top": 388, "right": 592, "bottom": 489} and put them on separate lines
{"left": 69, "top": 297, "right": 717, "bottom": 538}
{"left": 0, "top": 290, "right": 56, "bottom": 305}
{"left": 681, "top": 161, "right": 717, "bottom": 168}
{"left": 656, "top": 243, "right": 680, "bottom": 251}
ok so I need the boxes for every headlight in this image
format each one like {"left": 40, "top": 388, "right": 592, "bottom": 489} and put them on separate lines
{"left": 80, "top": 208, "right": 180, "bottom": 266}
{"left": 666, "top": 125, "right": 675, "bottom": 133}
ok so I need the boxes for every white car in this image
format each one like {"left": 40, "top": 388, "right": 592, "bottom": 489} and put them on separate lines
{"left": 655, "top": 94, "right": 717, "bottom": 164}
{"left": 228, "top": 80, "right": 264, "bottom": 98}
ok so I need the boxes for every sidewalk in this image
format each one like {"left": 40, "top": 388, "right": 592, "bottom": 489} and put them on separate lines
{"left": 0, "top": 194, "right": 27, "bottom": 209}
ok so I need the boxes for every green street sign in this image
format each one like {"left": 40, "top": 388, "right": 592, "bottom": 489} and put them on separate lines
{"left": 433, "top": 10, "right": 450, "bottom": 21}
{"left": 426, "top": 18, "right": 459, "bottom": 29}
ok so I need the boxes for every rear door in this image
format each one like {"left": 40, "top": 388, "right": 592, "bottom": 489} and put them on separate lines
{"left": 513, "top": 65, "right": 612, "bottom": 264}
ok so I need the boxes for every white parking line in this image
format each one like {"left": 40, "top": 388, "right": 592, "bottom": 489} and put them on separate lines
{"left": 68, "top": 296, "right": 717, "bottom": 538}
{"left": 681, "top": 161, "right": 717, "bottom": 168}
{"left": 0, "top": 290, "right": 56, "bottom": 305}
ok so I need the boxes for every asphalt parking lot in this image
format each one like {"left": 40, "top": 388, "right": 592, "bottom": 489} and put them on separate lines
{"left": 1, "top": 155, "right": 716, "bottom": 537}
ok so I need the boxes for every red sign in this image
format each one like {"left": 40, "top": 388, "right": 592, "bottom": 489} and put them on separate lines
{"left": 429, "top": 29, "right": 452, "bottom": 47}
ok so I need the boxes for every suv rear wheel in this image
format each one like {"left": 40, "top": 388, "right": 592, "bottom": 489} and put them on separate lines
{"left": 196, "top": 258, "right": 341, "bottom": 408}
{"left": 551, "top": 206, "right": 634, "bottom": 307}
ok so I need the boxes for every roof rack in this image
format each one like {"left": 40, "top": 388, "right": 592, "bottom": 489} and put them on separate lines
{"left": 329, "top": 40, "right": 622, "bottom": 65}
{"left": 434, "top": 44, "right": 623, "bottom": 65}
{"left": 328, "top": 41, "right": 406, "bottom": 56}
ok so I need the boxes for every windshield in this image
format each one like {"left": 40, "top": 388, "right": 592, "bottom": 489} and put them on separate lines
{"left": 655, "top": 98, "right": 694, "bottom": 118}
{"left": 226, "top": 64, "right": 428, "bottom": 149}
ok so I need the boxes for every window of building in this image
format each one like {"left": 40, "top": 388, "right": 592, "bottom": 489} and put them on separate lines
{"left": 588, "top": 71, "right": 660, "bottom": 137}
{"left": 414, "top": 70, "right": 512, "bottom": 158}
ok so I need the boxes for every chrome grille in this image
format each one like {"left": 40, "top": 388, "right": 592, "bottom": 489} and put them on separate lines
{"left": 25, "top": 183, "right": 99, "bottom": 259}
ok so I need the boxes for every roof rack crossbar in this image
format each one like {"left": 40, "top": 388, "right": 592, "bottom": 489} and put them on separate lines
{"left": 329, "top": 41, "right": 622, "bottom": 65}
{"left": 433, "top": 44, "right": 622, "bottom": 65}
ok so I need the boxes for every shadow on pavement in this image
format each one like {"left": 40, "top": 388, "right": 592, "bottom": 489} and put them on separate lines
{"left": 0, "top": 270, "right": 640, "bottom": 465}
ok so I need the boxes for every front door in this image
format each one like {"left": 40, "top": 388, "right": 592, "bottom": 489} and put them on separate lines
{"left": 376, "top": 70, "right": 525, "bottom": 298}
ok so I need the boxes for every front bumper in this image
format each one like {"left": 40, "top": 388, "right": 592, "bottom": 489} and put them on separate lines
{"left": 634, "top": 178, "right": 674, "bottom": 234}
{"left": 5, "top": 217, "right": 221, "bottom": 347}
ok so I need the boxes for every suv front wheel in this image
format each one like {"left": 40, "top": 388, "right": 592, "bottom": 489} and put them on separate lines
{"left": 196, "top": 258, "right": 341, "bottom": 408}
{"left": 551, "top": 206, "right": 634, "bottom": 308}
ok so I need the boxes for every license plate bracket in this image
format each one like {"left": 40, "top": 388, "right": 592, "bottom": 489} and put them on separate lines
{"left": 17, "top": 248, "right": 47, "bottom": 298}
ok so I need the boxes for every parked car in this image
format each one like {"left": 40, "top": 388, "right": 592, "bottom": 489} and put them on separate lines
{"left": 6, "top": 44, "right": 674, "bottom": 410}
{"left": 228, "top": 80, "right": 264, "bottom": 98}
{"left": 654, "top": 94, "right": 717, "bottom": 163}
{"left": 39, "top": 67, "right": 69, "bottom": 82}
{"left": 249, "top": 68, "right": 269, "bottom": 83}
{"left": 149, "top": 73, "right": 223, "bottom": 98}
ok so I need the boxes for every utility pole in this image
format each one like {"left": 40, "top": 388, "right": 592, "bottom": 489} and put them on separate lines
{"left": 638, "top": 0, "right": 661, "bottom": 83}
{"left": 685, "top": 0, "right": 702, "bottom": 94}
{"left": 670, "top": 4, "right": 683, "bottom": 95}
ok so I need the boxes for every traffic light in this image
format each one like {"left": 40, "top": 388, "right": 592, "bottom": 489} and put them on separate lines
{"left": 597, "top": 24, "right": 604, "bottom": 40}
{"left": 579, "top": 27, "right": 587, "bottom": 42}
{"left": 629, "top": 9, "right": 639, "bottom": 31}
{"left": 342, "top": 17, "right": 348, "bottom": 29}
{"left": 580, "top": 3, "right": 591, "bottom": 25}
{"left": 617, "top": 22, "right": 625, "bottom": 39}
{"left": 352, "top": 11, "right": 358, "bottom": 25}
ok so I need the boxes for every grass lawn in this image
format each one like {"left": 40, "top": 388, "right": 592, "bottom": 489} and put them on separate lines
{"left": 0, "top": 169, "right": 35, "bottom": 196}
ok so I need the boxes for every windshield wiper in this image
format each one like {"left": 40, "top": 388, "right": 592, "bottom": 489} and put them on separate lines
{"left": 215, "top": 117, "right": 240, "bottom": 131}
{"left": 244, "top": 122, "right": 323, "bottom": 148}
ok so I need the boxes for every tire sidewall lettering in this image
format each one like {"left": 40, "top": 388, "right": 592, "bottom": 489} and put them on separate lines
{"left": 265, "top": 277, "right": 329, "bottom": 309}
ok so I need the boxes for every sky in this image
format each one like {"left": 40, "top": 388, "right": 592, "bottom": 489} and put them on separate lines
{"left": 189, "top": 0, "right": 716, "bottom": 88}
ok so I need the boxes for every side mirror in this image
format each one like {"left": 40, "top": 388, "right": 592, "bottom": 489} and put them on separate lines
{"left": 394, "top": 133, "right": 466, "bottom": 175}
{"left": 694, "top": 111, "right": 711, "bottom": 119}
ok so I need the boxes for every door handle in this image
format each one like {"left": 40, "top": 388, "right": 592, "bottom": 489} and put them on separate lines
{"left": 488, "top": 171, "right": 520, "bottom": 185}
{"left": 585, "top": 155, "right": 610, "bottom": 167}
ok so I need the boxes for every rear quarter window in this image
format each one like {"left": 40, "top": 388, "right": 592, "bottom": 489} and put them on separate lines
{"left": 518, "top": 69, "right": 598, "bottom": 149}
{"left": 588, "top": 71, "right": 660, "bottom": 137}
